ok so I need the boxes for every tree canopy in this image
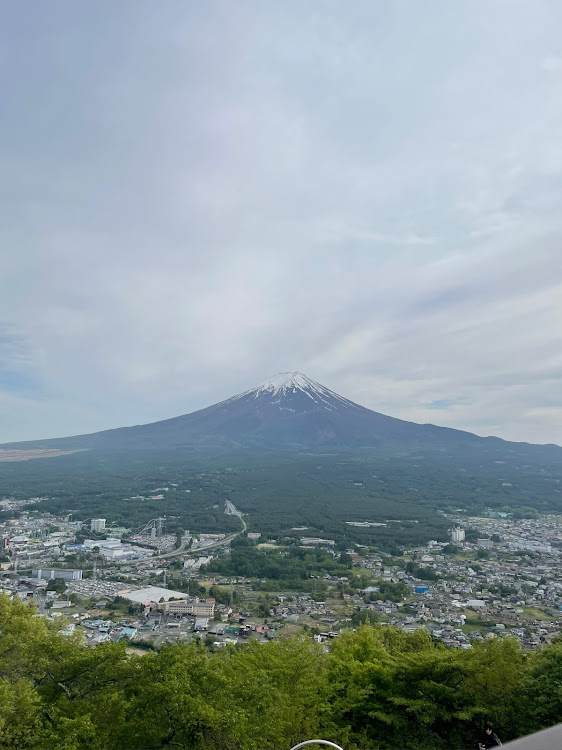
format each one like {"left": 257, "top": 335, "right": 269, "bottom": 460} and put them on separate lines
{"left": 0, "top": 594, "right": 560, "bottom": 749}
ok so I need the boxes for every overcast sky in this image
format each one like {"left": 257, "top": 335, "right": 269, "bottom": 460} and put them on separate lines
{"left": 1, "top": 1, "right": 562, "bottom": 444}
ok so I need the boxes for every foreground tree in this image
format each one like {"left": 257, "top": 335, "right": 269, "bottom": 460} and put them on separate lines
{"left": 1, "top": 595, "right": 562, "bottom": 749}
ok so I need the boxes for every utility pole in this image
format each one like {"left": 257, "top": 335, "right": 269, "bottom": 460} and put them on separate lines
{"left": 36, "top": 589, "right": 45, "bottom": 615}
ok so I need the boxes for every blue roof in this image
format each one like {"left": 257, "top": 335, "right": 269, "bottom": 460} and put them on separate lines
{"left": 119, "top": 627, "right": 137, "bottom": 638}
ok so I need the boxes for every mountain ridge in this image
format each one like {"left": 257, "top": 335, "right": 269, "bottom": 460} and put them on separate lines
{"left": 1, "top": 372, "right": 560, "bottom": 461}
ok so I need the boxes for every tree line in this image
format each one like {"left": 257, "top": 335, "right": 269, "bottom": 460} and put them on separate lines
{"left": 1, "top": 594, "right": 562, "bottom": 749}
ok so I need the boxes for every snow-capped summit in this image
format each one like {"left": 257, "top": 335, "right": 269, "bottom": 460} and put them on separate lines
{"left": 220, "top": 371, "right": 361, "bottom": 413}
{"left": 254, "top": 372, "right": 316, "bottom": 396}
{"left": 12, "top": 371, "right": 548, "bottom": 459}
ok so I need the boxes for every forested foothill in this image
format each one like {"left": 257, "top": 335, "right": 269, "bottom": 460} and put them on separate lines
{"left": 1, "top": 446, "right": 561, "bottom": 548}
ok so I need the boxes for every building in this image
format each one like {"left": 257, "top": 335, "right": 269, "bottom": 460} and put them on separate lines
{"left": 120, "top": 587, "right": 189, "bottom": 606}
{"left": 477, "top": 538, "right": 494, "bottom": 549}
{"left": 163, "top": 599, "right": 215, "bottom": 617}
{"left": 32, "top": 568, "right": 83, "bottom": 581}
{"left": 90, "top": 519, "right": 106, "bottom": 533}
{"left": 247, "top": 532, "right": 261, "bottom": 540}
{"left": 507, "top": 540, "right": 552, "bottom": 554}
{"left": 451, "top": 527, "right": 465, "bottom": 543}
{"left": 79, "top": 538, "right": 146, "bottom": 560}
{"left": 467, "top": 599, "right": 487, "bottom": 608}
{"left": 183, "top": 556, "right": 213, "bottom": 570}
{"left": 300, "top": 537, "right": 335, "bottom": 548}
{"left": 106, "top": 527, "right": 128, "bottom": 538}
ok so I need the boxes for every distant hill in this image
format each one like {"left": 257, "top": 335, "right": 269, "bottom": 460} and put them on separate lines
{"left": 2, "top": 372, "right": 561, "bottom": 462}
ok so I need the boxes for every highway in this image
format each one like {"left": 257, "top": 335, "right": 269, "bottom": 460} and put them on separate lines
{"left": 114, "top": 500, "right": 246, "bottom": 565}
{"left": 15, "top": 502, "right": 247, "bottom": 572}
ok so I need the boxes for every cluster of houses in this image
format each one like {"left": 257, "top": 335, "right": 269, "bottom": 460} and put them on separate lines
{"left": 348, "top": 514, "right": 562, "bottom": 647}
{"left": 3, "top": 499, "right": 562, "bottom": 653}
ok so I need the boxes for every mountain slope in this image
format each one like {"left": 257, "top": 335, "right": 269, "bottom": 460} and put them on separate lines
{"left": 2, "top": 372, "right": 561, "bottom": 462}
{"left": 1, "top": 373, "right": 561, "bottom": 541}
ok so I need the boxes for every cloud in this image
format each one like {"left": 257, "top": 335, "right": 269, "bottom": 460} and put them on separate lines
{"left": 541, "top": 56, "right": 562, "bottom": 72}
{"left": 426, "top": 399, "right": 468, "bottom": 411}
{"left": 0, "top": 1, "right": 562, "bottom": 444}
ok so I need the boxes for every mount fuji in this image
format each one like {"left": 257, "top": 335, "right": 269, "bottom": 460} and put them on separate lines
{"left": 2, "top": 372, "right": 562, "bottom": 535}
{"left": 3, "top": 372, "right": 561, "bottom": 461}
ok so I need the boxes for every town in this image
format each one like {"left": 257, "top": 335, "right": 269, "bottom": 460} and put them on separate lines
{"left": 1, "top": 495, "right": 562, "bottom": 652}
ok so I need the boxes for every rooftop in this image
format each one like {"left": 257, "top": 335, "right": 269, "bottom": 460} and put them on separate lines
{"left": 121, "top": 586, "right": 188, "bottom": 604}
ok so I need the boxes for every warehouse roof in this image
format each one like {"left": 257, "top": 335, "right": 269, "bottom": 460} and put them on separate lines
{"left": 121, "top": 586, "right": 188, "bottom": 604}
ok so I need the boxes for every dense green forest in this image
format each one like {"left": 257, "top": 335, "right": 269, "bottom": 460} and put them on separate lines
{"left": 204, "top": 542, "right": 354, "bottom": 580}
{"left": 1, "top": 594, "right": 562, "bottom": 749}
{"left": 2, "top": 447, "right": 561, "bottom": 546}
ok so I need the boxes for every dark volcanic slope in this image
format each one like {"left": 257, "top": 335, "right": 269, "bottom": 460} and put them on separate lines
{"left": 2, "top": 372, "right": 561, "bottom": 462}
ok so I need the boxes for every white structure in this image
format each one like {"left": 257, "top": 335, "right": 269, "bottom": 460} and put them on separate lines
{"left": 477, "top": 538, "right": 494, "bottom": 549}
{"left": 90, "top": 519, "right": 106, "bottom": 533}
{"left": 80, "top": 538, "right": 147, "bottom": 560}
{"left": 300, "top": 537, "right": 335, "bottom": 548}
{"left": 247, "top": 532, "right": 261, "bottom": 540}
{"left": 183, "top": 556, "right": 213, "bottom": 570}
{"left": 163, "top": 599, "right": 215, "bottom": 617}
{"left": 121, "top": 587, "right": 188, "bottom": 606}
{"left": 451, "top": 527, "right": 465, "bottom": 543}
{"left": 33, "top": 568, "right": 82, "bottom": 581}
{"left": 507, "top": 540, "right": 552, "bottom": 554}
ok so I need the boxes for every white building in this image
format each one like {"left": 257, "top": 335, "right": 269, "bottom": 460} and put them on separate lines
{"left": 507, "top": 540, "right": 552, "bottom": 554}
{"left": 80, "top": 538, "right": 146, "bottom": 559}
{"left": 163, "top": 599, "right": 215, "bottom": 617}
{"left": 300, "top": 537, "right": 335, "bottom": 548}
{"left": 33, "top": 568, "right": 82, "bottom": 581}
{"left": 91, "top": 519, "right": 106, "bottom": 533}
{"left": 247, "top": 532, "right": 261, "bottom": 540}
{"left": 121, "top": 587, "right": 189, "bottom": 606}
{"left": 451, "top": 527, "right": 465, "bottom": 543}
{"left": 183, "top": 556, "right": 213, "bottom": 570}
{"left": 477, "top": 538, "right": 494, "bottom": 549}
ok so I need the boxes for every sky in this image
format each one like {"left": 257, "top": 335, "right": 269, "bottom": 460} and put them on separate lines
{"left": 1, "top": 1, "right": 562, "bottom": 445}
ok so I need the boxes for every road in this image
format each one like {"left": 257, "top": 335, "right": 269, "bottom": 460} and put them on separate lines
{"left": 224, "top": 500, "right": 247, "bottom": 531}
{"left": 15, "top": 502, "right": 247, "bottom": 574}
{"left": 115, "top": 500, "right": 246, "bottom": 565}
{"left": 189, "top": 501, "right": 247, "bottom": 553}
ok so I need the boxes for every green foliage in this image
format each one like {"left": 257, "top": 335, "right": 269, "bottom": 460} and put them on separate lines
{"left": 203, "top": 545, "right": 352, "bottom": 585}
{"left": 443, "top": 544, "right": 460, "bottom": 554}
{"left": 9, "top": 445, "right": 561, "bottom": 549}
{"left": 518, "top": 642, "right": 562, "bottom": 732}
{"left": 375, "top": 580, "right": 410, "bottom": 602}
{"left": 351, "top": 609, "right": 380, "bottom": 626}
{"left": 46, "top": 578, "right": 67, "bottom": 594}
{"left": 208, "top": 585, "right": 239, "bottom": 606}
{"left": 0, "top": 594, "right": 561, "bottom": 749}
{"left": 406, "top": 561, "right": 439, "bottom": 581}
